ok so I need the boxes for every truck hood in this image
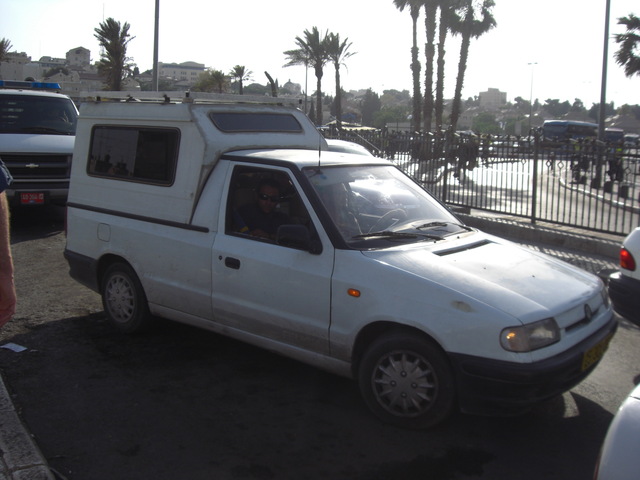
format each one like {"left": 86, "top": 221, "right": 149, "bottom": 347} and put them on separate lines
{"left": 0, "top": 133, "right": 75, "bottom": 154}
{"left": 362, "top": 236, "right": 599, "bottom": 322}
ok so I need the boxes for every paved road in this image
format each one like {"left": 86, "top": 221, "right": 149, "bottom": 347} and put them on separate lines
{"left": 1, "top": 205, "right": 638, "bottom": 480}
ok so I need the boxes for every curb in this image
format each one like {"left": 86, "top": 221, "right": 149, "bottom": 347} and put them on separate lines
{"left": 0, "top": 373, "right": 54, "bottom": 480}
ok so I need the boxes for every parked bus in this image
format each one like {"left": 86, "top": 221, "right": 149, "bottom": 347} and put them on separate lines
{"left": 605, "top": 128, "right": 624, "bottom": 143}
{"left": 542, "top": 120, "right": 598, "bottom": 141}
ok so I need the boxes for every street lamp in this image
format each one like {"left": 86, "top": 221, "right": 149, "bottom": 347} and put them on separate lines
{"left": 598, "top": 0, "right": 611, "bottom": 141}
{"left": 152, "top": 0, "right": 159, "bottom": 92}
{"left": 528, "top": 62, "right": 537, "bottom": 134}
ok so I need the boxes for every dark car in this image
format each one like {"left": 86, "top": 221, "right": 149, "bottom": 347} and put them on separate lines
{"left": 608, "top": 227, "right": 640, "bottom": 324}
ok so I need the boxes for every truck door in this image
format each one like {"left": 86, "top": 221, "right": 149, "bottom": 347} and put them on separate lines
{"left": 211, "top": 164, "right": 334, "bottom": 355}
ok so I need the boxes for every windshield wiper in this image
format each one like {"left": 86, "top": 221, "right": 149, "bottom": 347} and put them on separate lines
{"left": 353, "top": 230, "right": 444, "bottom": 241}
{"left": 416, "top": 221, "right": 473, "bottom": 232}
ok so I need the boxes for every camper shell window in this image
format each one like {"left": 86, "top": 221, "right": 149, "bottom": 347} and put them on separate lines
{"left": 209, "top": 112, "right": 303, "bottom": 133}
{"left": 87, "top": 126, "right": 180, "bottom": 185}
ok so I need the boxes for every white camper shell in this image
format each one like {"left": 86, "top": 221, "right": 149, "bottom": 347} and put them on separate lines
{"left": 65, "top": 93, "right": 617, "bottom": 429}
{"left": 71, "top": 95, "right": 323, "bottom": 224}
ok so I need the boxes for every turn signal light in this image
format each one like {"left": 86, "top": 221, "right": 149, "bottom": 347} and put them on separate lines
{"left": 347, "top": 288, "right": 361, "bottom": 298}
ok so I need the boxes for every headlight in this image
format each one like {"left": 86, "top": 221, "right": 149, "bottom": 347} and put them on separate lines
{"left": 500, "top": 318, "right": 560, "bottom": 352}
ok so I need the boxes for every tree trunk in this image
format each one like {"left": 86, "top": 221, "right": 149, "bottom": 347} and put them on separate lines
{"left": 435, "top": 9, "right": 448, "bottom": 130}
{"left": 422, "top": 3, "right": 437, "bottom": 134}
{"left": 335, "top": 66, "right": 342, "bottom": 129}
{"left": 315, "top": 67, "right": 323, "bottom": 126}
{"left": 450, "top": 31, "right": 471, "bottom": 133}
{"left": 264, "top": 71, "right": 277, "bottom": 97}
{"left": 411, "top": 18, "right": 422, "bottom": 133}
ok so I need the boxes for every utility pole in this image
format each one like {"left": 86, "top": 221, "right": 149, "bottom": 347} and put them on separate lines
{"left": 593, "top": 0, "right": 611, "bottom": 189}
{"left": 152, "top": 0, "right": 159, "bottom": 92}
{"left": 598, "top": 0, "right": 611, "bottom": 141}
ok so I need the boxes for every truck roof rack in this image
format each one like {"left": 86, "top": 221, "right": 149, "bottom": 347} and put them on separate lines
{"left": 77, "top": 90, "right": 303, "bottom": 107}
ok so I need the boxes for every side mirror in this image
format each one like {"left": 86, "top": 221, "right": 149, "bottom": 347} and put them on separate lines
{"left": 277, "top": 224, "right": 322, "bottom": 254}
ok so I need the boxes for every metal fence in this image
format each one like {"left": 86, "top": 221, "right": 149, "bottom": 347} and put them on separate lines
{"left": 326, "top": 129, "right": 640, "bottom": 237}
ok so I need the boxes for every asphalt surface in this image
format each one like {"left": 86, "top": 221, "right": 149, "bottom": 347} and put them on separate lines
{"left": 0, "top": 213, "right": 623, "bottom": 480}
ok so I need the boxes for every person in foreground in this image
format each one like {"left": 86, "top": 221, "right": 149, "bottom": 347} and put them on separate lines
{"left": 0, "top": 173, "right": 16, "bottom": 328}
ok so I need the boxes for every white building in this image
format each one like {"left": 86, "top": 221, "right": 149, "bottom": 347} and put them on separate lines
{"left": 479, "top": 88, "right": 507, "bottom": 109}
{"left": 158, "top": 61, "right": 205, "bottom": 87}
{"left": 0, "top": 52, "right": 31, "bottom": 80}
{"left": 66, "top": 47, "right": 91, "bottom": 68}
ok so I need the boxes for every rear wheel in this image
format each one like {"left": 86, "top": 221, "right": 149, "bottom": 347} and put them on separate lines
{"left": 101, "top": 262, "right": 152, "bottom": 333}
{"left": 358, "top": 333, "right": 455, "bottom": 429}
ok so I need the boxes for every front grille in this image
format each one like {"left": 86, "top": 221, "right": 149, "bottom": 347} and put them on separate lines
{"left": 1, "top": 154, "right": 71, "bottom": 181}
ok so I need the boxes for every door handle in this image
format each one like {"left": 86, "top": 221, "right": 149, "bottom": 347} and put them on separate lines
{"left": 224, "top": 257, "right": 241, "bottom": 270}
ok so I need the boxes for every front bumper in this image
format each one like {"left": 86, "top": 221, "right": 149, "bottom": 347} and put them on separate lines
{"left": 5, "top": 185, "right": 69, "bottom": 205}
{"left": 608, "top": 271, "right": 640, "bottom": 324}
{"left": 449, "top": 314, "right": 618, "bottom": 416}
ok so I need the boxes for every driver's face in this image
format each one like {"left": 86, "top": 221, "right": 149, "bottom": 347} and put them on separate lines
{"left": 257, "top": 185, "right": 279, "bottom": 214}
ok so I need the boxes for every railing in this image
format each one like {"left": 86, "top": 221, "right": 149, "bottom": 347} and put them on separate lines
{"left": 326, "top": 129, "right": 640, "bottom": 236}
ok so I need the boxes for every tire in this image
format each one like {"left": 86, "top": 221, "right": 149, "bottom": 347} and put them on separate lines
{"left": 358, "top": 332, "right": 455, "bottom": 429}
{"left": 101, "top": 262, "right": 152, "bottom": 333}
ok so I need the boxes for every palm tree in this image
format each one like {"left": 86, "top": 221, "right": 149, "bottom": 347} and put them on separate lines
{"left": 94, "top": 18, "right": 135, "bottom": 91}
{"left": 284, "top": 27, "right": 329, "bottom": 125}
{"left": 615, "top": 14, "right": 640, "bottom": 78}
{"left": 0, "top": 38, "right": 12, "bottom": 72}
{"left": 393, "top": 0, "right": 423, "bottom": 132}
{"left": 282, "top": 47, "right": 309, "bottom": 108}
{"left": 229, "top": 65, "right": 252, "bottom": 95}
{"left": 325, "top": 33, "right": 355, "bottom": 129}
{"left": 448, "top": 0, "right": 496, "bottom": 132}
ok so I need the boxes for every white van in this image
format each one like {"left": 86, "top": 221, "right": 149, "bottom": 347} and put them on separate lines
{"left": 0, "top": 81, "right": 78, "bottom": 205}
{"left": 65, "top": 93, "right": 617, "bottom": 429}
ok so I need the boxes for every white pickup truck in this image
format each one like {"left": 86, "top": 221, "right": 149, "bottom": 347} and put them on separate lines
{"left": 64, "top": 93, "right": 617, "bottom": 429}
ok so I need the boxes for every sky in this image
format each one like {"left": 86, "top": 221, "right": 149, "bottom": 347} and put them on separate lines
{"left": 2, "top": 0, "right": 639, "bottom": 107}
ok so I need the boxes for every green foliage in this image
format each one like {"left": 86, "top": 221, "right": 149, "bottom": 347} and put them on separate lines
{"left": 243, "top": 83, "right": 271, "bottom": 95}
{"left": 192, "top": 69, "right": 228, "bottom": 93}
{"left": 0, "top": 38, "right": 12, "bottom": 64}
{"left": 373, "top": 105, "right": 408, "bottom": 129}
{"left": 588, "top": 102, "right": 616, "bottom": 122}
{"left": 360, "top": 89, "right": 381, "bottom": 126}
{"left": 94, "top": 18, "right": 135, "bottom": 91}
{"left": 543, "top": 99, "right": 571, "bottom": 118}
{"left": 472, "top": 112, "right": 501, "bottom": 134}
{"left": 615, "top": 14, "right": 640, "bottom": 77}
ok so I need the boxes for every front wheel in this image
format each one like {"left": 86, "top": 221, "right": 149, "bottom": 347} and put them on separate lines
{"left": 101, "top": 262, "right": 152, "bottom": 333}
{"left": 358, "top": 333, "right": 455, "bottom": 429}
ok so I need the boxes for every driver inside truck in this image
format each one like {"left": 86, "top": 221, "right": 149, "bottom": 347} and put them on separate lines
{"left": 235, "top": 178, "right": 290, "bottom": 240}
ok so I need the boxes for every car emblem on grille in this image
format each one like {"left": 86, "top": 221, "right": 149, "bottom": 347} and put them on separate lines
{"left": 25, "top": 163, "right": 40, "bottom": 168}
{"left": 584, "top": 304, "right": 593, "bottom": 323}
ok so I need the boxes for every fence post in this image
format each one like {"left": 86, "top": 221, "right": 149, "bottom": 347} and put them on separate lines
{"left": 531, "top": 130, "right": 540, "bottom": 225}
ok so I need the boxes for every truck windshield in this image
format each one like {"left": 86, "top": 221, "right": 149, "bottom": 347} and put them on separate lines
{"left": 304, "top": 164, "right": 466, "bottom": 247}
{"left": 0, "top": 95, "right": 78, "bottom": 135}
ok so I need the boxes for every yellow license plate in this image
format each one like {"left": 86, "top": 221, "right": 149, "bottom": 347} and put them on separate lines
{"left": 581, "top": 334, "right": 613, "bottom": 371}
